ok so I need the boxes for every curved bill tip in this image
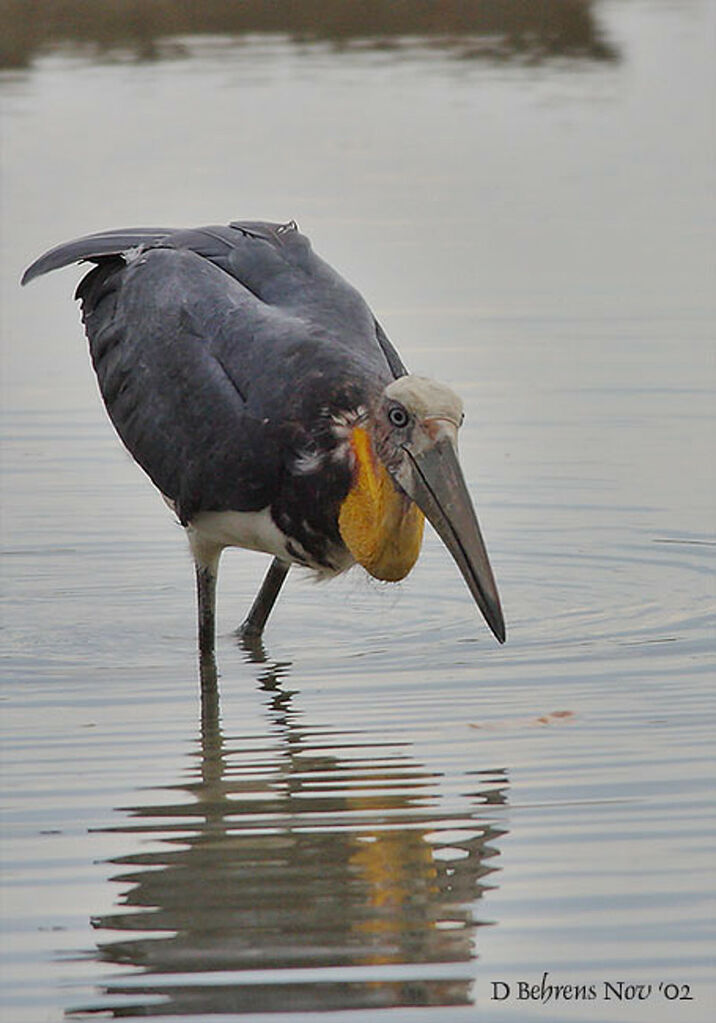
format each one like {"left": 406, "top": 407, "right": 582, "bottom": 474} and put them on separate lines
{"left": 485, "top": 596, "right": 507, "bottom": 645}
{"left": 405, "top": 438, "right": 506, "bottom": 644}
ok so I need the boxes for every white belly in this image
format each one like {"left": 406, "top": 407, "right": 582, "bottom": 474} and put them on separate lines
{"left": 163, "top": 496, "right": 354, "bottom": 577}
{"left": 190, "top": 507, "right": 295, "bottom": 559}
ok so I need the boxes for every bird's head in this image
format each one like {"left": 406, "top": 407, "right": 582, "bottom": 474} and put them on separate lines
{"left": 338, "top": 374, "right": 505, "bottom": 643}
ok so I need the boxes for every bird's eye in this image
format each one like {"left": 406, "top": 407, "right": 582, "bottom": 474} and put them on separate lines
{"left": 459, "top": 411, "right": 465, "bottom": 427}
{"left": 388, "top": 404, "right": 409, "bottom": 429}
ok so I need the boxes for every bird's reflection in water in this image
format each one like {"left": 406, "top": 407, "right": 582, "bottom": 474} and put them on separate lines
{"left": 72, "top": 645, "right": 509, "bottom": 1016}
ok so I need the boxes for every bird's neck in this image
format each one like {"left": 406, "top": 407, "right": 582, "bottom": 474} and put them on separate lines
{"left": 338, "top": 426, "right": 424, "bottom": 582}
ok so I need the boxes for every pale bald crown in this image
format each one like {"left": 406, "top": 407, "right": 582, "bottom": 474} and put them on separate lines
{"left": 384, "top": 375, "right": 464, "bottom": 428}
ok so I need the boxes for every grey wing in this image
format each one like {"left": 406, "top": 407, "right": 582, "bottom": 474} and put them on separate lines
{"left": 20, "top": 219, "right": 408, "bottom": 520}
{"left": 20, "top": 227, "right": 176, "bottom": 285}
{"left": 374, "top": 318, "right": 408, "bottom": 378}
{"left": 22, "top": 219, "right": 407, "bottom": 380}
{"left": 163, "top": 219, "right": 407, "bottom": 378}
{"left": 77, "top": 248, "right": 286, "bottom": 524}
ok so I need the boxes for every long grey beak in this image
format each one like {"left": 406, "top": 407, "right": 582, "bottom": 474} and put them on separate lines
{"left": 405, "top": 437, "right": 505, "bottom": 643}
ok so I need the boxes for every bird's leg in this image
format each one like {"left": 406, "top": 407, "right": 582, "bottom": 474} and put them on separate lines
{"left": 189, "top": 533, "right": 223, "bottom": 661}
{"left": 237, "top": 557, "right": 290, "bottom": 641}
{"left": 196, "top": 561, "right": 217, "bottom": 659}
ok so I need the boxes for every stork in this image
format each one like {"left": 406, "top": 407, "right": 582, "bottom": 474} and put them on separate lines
{"left": 22, "top": 219, "right": 505, "bottom": 658}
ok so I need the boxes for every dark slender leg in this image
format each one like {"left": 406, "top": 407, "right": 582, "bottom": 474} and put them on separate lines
{"left": 237, "top": 557, "right": 290, "bottom": 640}
{"left": 196, "top": 561, "right": 218, "bottom": 659}
{"left": 189, "top": 533, "right": 222, "bottom": 662}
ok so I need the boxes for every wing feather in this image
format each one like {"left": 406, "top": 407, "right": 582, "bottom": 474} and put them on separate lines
{"left": 22, "top": 219, "right": 408, "bottom": 523}
{"left": 21, "top": 228, "right": 175, "bottom": 285}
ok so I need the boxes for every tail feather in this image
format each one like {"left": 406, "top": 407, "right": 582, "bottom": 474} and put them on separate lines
{"left": 21, "top": 227, "right": 175, "bottom": 285}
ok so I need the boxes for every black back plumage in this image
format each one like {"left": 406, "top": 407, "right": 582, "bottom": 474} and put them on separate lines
{"left": 23, "top": 220, "right": 407, "bottom": 557}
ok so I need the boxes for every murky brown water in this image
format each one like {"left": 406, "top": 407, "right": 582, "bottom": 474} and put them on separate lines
{"left": 1, "top": 2, "right": 714, "bottom": 1021}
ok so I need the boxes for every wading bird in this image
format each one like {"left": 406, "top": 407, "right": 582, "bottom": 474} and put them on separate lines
{"left": 22, "top": 219, "right": 505, "bottom": 657}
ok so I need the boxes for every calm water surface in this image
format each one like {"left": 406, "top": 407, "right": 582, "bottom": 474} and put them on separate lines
{"left": 1, "top": 2, "right": 714, "bottom": 1021}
